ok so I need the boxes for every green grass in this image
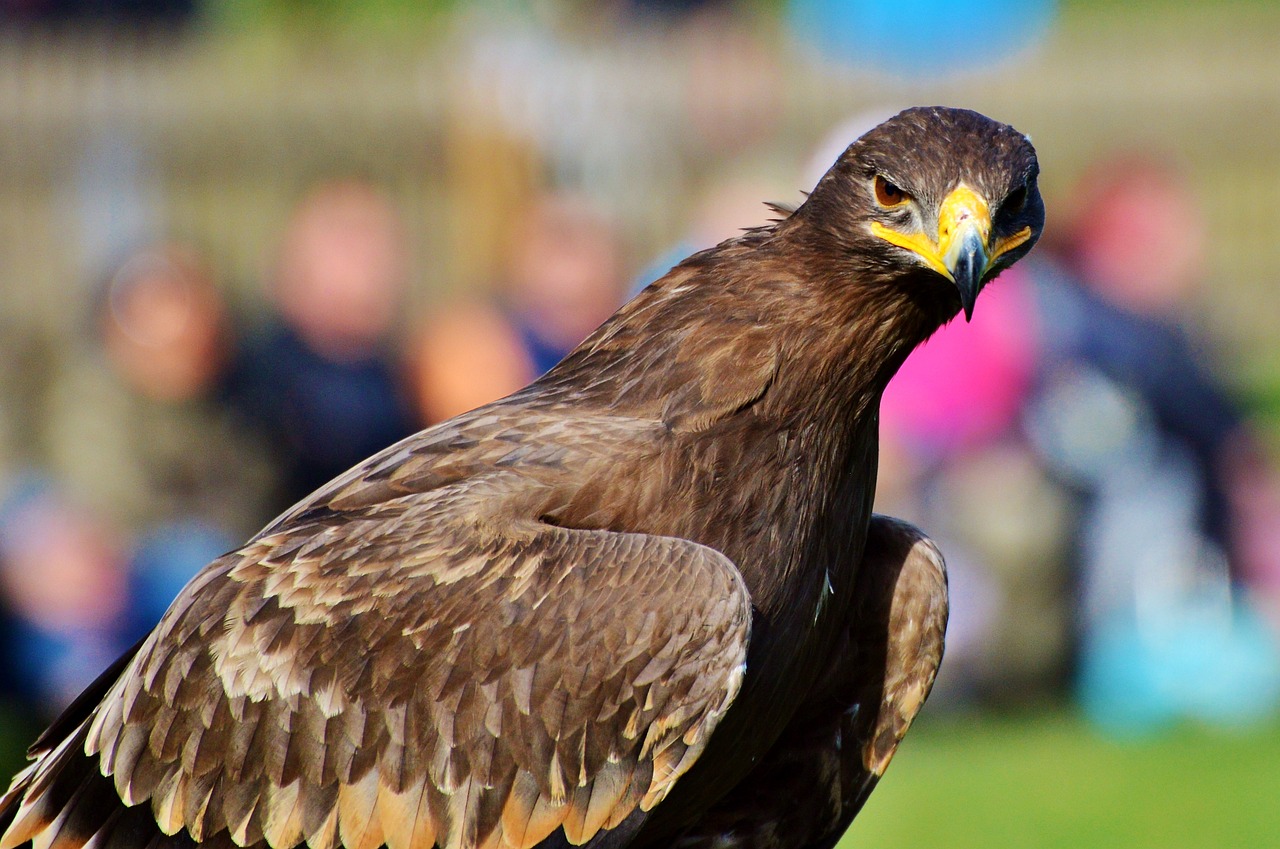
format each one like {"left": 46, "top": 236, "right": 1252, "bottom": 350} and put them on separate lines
{"left": 843, "top": 710, "right": 1280, "bottom": 848}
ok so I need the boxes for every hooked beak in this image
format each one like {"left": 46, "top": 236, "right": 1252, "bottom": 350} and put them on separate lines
{"left": 936, "top": 185, "right": 991, "bottom": 322}
{"left": 871, "top": 184, "right": 1033, "bottom": 321}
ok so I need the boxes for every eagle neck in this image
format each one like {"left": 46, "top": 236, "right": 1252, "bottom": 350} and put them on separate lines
{"left": 724, "top": 265, "right": 943, "bottom": 621}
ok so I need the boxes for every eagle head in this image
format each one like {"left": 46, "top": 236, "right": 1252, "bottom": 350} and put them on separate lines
{"left": 804, "top": 106, "right": 1044, "bottom": 322}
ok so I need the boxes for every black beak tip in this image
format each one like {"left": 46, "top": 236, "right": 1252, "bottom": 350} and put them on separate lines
{"left": 953, "top": 259, "right": 982, "bottom": 323}
{"left": 944, "top": 228, "right": 989, "bottom": 322}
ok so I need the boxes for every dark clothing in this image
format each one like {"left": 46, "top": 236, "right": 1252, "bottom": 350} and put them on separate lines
{"left": 1030, "top": 259, "right": 1243, "bottom": 550}
{"left": 506, "top": 308, "right": 574, "bottom": 379}
{"left": 227, "top": 319, "right": 418, "bottom": 512}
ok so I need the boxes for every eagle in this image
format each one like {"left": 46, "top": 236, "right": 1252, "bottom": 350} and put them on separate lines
{"left": 0, "top": 106, "right": 1043, "bottom": 849}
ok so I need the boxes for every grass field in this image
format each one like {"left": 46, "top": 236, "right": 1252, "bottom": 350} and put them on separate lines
{"left": 843, "top": 709, "right": 1280, "bottom": 848}
{"left": 0, "top": 704, "right": 1275, "bottom": 846}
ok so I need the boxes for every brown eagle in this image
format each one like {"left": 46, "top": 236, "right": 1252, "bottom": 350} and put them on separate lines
{"left": 0, "top": 106, "right": 1043, "bottom": 849}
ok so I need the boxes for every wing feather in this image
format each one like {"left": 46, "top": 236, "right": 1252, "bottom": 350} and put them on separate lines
{"left": 670, "top": 515, "right": 948, "bottom": 849}
{"left": 1, "top": 412, "right": 751, "bottom": 849}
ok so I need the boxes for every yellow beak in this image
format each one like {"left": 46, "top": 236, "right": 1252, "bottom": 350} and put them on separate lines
{"left": 871, "top": 184, "right": 1032, "bottom": 320}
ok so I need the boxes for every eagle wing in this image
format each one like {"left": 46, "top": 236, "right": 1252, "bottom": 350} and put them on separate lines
{"left": 671, "top": 515, "right": 947, "bottom": 849}
{"left": 0, "top": 476, "right": 752, "bottom": 849}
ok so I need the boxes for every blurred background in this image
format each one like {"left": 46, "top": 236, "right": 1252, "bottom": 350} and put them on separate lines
{"left": 0, "top": 0, "right": 1279, "bottom": 846}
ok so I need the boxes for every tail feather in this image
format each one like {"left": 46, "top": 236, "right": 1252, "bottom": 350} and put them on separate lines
{"left": 0, "top": 780, "right": 21, "bottom": 845}
{"left": 42, "top": 757, "right": 127, "bottom": 849}
{"left": 2, "top": 726, "right": 112, "bottom": 849}
{"left": 93, "top": 803, "right": 156, "bottom": 849}
{"left": 4, "top": 743, "right": 212, "bottom": 849}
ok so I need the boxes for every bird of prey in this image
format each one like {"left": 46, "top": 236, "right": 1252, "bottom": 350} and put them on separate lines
{"left": 0, "top": 106, "right": 1043, "bottom": 849}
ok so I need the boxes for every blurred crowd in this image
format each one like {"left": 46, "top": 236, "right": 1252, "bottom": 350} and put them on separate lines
{"left": 875, "top": 149, "right": 1280, "bottom": 732}
{"left": 0, "top": 174, "right": 632, "bottom": 719}
{"left": 0, "top": 0, "right": 1277, "bottom": 743}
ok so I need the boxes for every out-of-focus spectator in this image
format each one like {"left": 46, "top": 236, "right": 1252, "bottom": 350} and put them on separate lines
{"left": 801, "top": 110, "right": 1076, "bottom": 704}
{"left": 227, "top": 179, "right": 418, "bottom": 509}
{"left": 41, "top": 243, "right": 277, "bottom": 542}
{"left": 1031, "top": 155, "right": 1274, "bottom": 590}
{"left": 876, "top": 269, "right": 1075, "bottom": 705}
{"left": 1025, "top": 153, "right": 1280, "bottom": 733}
{"left": 0, "top": 481, "right": 133, "bottom": 716}
{"left": 880, "top": 275, "right": 1040, "bottom": 463}
{"left": 412, "top": 192, "right": 626, "bottom": 423}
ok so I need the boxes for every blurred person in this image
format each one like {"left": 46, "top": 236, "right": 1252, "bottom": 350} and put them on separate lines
{"left": 875, "top": 268, "right": 1075, "bottom": 705}
{"left": 0, "top": 480, "right": 133, "bottom": 717}
{"left": 38, "top": 243, "right": 274, "bottom": 632}
{"left": 227, "top": 178, "right": 418, "bottom": 509}
{"left": 1024, "top": 153, "right": 1280, "bottom": 732}
{"left": 412, "top": 192, "right": 625, "bottom": 423}
{"left": 1032, "top": 155, "right": 1274, "bottom": 591}
{"left": 41, "top": 243, "right": 277, "bottom": 543}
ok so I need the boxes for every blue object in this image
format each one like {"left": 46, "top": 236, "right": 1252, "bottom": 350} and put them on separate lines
{"left": 1079, "top": 602, "right": 1280, "bottom": 738}
{"left": 129, "top": 520, "right": 236, "bottom": 634}
{"left": 787, "top": 0, "right": 1057, "bottom": 79}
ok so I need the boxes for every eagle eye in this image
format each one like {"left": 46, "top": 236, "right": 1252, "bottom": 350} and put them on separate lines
{"left": 873, "top": 175, "right": 910, "bottom": 208}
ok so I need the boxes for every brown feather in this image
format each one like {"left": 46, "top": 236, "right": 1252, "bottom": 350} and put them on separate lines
{"left": 671, "top": 516, "right": 949, "bottom": 849}
{"left": 260, "top": 780, "right": 305, "bottom": 849}
{"left": 374, "top": 781, "right": 434, "bottom": 849}
{"left": 334, "top": 775, "right": 380, "bottom": 849}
